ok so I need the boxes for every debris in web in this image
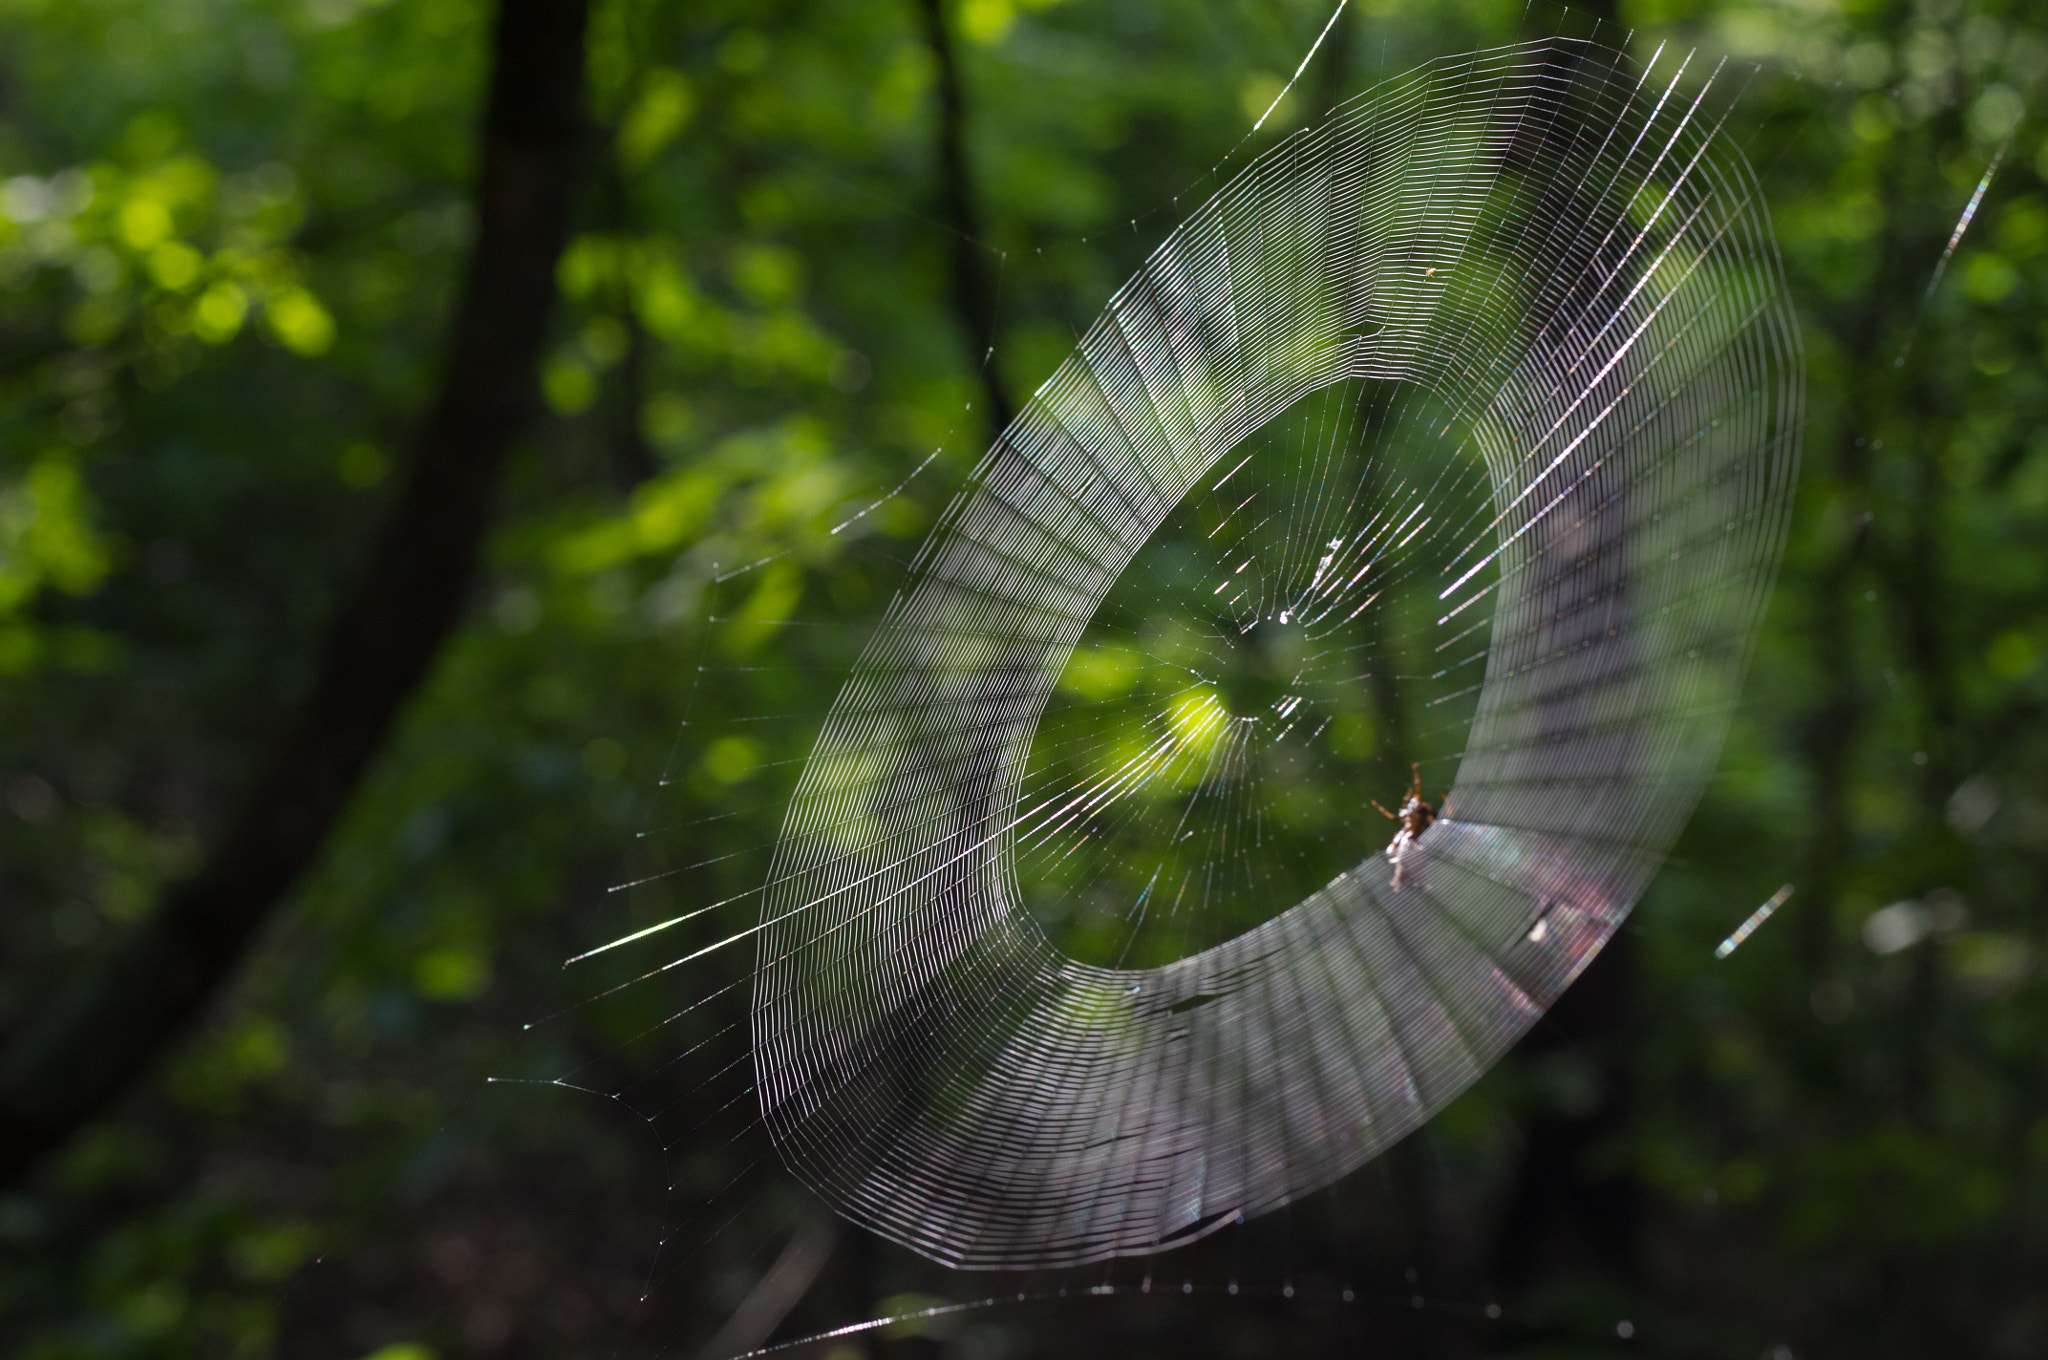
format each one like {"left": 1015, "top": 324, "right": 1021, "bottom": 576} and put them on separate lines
{"left": 1251, "top": 0, "right": 1353, "bottom": 132}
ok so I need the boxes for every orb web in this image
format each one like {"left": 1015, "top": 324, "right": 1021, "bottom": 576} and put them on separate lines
{"left": 750, "top": 37, "right": 1801, "bottom": 1272}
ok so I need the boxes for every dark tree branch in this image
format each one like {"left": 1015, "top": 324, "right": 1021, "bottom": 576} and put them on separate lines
{"left": 601, "top": 158, "right": 659, "bottom": 489}
{"left": 914, "top": 0, "right": 1012, "bottom": 435}
{"left": 1489, "top": 930, "right": 1641, "bottom": 1298}
{"left": 612, "top": 303, "right": 658, "bottom": 488}
{"left": 0, "top": 0, "right": 592, "bottom": 1188}
{"left": 1486, "top": 36, "right": 1642, "bottom": 1308}
{"left": 1794, "top": 147, "right": 1909, "bottom": 980}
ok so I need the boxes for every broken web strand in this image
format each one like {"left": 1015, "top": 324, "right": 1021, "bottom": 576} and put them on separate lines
{"left": 1893, "top": 134, "right": 2012, "bottom": 370}
{"left": 520, "top": 26, "right": 1802, "bottom": 1360}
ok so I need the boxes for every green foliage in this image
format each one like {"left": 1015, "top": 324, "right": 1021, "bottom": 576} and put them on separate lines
{"left": 1, "top": 0, "right": 2047, "bottom": 1355}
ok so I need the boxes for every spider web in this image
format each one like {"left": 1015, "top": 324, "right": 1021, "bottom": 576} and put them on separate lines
{"left": 747, "top": 36, "right": 1800, "bottom": 1272}
{"left": 539, "top": 30, "right": 1802, "bottom": 1347}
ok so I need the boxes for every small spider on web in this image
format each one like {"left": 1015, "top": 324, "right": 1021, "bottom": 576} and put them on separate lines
{"left": 1371, "top": 762, "right": 1450, "bottom": 888}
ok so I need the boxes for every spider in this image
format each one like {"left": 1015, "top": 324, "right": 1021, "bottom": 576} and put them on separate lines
{"left": 1371, "top": 763, "right": 1451, "bottom": 888}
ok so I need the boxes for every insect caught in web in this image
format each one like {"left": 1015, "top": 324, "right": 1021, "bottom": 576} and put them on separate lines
{"left": 1371, "top": 763, "right": 1450, "bottom": 889}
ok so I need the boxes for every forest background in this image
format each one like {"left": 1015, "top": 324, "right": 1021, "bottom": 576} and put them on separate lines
{"left": 0, "top": 0, "right": 2044, "bottom": 1356}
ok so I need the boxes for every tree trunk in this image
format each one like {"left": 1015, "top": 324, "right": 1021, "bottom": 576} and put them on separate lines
{"left": 914, "top": 0, "right": 1012, "bottom": 435}
{"left": 0, "top": 0, "right": 592, "bottom": 1189}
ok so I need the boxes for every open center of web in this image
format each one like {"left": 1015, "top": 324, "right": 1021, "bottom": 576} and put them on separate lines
{"left": 1015, "top": 377, "right": 1498, "bottom": 970}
